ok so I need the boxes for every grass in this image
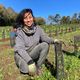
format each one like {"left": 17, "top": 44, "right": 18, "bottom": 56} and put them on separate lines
{"left": 0, "top": 25, "right": 80, "bottom": 80}
{"left": 0, "top": 40, "right": 10, "bottom": 45}
{"left": 0, "top": 26, "right": 11, "bottom": 39}
{"left": 0, "top": 44, "right": 80, "bottom": 80}
{"left": 0, "top": 47, "right": 56, "bottom": 80}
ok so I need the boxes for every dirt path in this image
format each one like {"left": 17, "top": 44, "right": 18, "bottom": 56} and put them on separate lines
{"left": 0, "top": 38, "right": 11, "bottom": 51}
{"left": 0, "top": 44, "right": 11, "bottom": 52}
{"left": 0, "top": 38, "right": 10, "bottom": 42}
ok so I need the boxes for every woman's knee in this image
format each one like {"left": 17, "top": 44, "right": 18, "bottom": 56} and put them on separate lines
{"left": 41, "top": 42, "right": 49, "bottom": 49}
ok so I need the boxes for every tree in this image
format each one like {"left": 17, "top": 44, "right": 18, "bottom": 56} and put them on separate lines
{"left": 0, "top": 4, "right": 18, "bottom": 26}
{"left": 35, "top": 17, "right": 46, "bottom": 25}
{"left": 66, "top": 16, "right": 71, "bottom": 24}
{"left": 48, "top": 15, "right": 54, "bottom": 25}
{"left": 6, "top": 7, "right": 18, "bottom": 25}
{"left": 60, "top": 16, "right": 67, "bottom": 24}
{"left": 48, "top": 14, "right": 61, "bottom": 25}
{"left": 77, "top": 13, "right": 80, "bottom": 24}
{"left": 54, "top": 14, "right": 61, "bottom": 24}
{"left": 71, "top": 13, "right": 78, "bottom": 24}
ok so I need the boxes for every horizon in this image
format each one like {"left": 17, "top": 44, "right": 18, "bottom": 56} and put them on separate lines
{"left": 0, "top": 0, "right": 80, "bottom": 19}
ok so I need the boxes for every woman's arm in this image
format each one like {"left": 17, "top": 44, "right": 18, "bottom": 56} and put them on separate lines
{"left": 14, "top": 31, "right": 32, "bottom": 63}
{"left": 40, "top": 27, "right": 54, "bottom": 44}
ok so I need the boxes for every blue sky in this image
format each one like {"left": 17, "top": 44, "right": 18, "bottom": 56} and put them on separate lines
{"left": 0, "top": 0, "right": 80, "bottom": 19}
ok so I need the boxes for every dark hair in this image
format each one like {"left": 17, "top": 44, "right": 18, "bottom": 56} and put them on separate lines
{"left": 12, "top": 23, "right": 19, "bottom": 29}
{"left": 15, "top": 8, "right": 36, "bottom": 28}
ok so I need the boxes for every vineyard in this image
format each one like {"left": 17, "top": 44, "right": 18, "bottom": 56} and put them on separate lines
{"left": 0, "top": 25, "right": 80, "bottom": 80}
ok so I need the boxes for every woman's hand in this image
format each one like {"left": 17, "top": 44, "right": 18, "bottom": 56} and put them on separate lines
{"left": 54, "top": 39, "right": 60, "bottom": 43}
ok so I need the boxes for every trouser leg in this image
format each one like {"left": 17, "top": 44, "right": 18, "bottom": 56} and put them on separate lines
{"left": 14, "top": 53, "right": 29, "bottom": 74}
{"left": 29, "top": 42, "right": 49, "bottom": 68}
{"left": 14, "top": 42, "right": 49, "bottom": 74}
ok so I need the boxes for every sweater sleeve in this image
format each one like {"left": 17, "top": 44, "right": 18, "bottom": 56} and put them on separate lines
{"left": 14, "top": 31, "right": 32, "bottom": 63}
{"left": 40, "top": 27, "right": 54, "bottom": 44}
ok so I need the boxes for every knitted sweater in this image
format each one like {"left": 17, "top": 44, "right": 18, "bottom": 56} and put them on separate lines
{"left": 14, "top": 25, "right": 54, "bottom": 63}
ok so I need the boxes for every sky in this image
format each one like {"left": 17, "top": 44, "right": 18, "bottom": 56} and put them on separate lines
{"left": 0, "top": 0, "right": 80, "bottom": 19}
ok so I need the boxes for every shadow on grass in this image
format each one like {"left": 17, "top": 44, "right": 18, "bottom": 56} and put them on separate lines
{"left": 44, "top": 59, "right": 56, "bottom": 77}
{"left": 62, "top": 50, "right": 80, "bottom": 59}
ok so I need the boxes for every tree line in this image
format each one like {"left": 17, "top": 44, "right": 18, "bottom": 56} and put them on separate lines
{"left": 0, "top": 4, "right": 80, "bottom": 26}
{"left": 48, "top": 13, "right": 80, "bottom": 25}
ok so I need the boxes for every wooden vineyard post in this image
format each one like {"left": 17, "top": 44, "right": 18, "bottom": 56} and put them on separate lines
{"left": 2, "top": 29, "right": 5, "bottom": 40}
{"left": 54, "top": 42, "right": 64, "bottom": 80}
{"left": 10, "top": 29, "right": 16, "bottom": 48}
{"left": 74, "top": 35, "right": 80, "bottom": 57}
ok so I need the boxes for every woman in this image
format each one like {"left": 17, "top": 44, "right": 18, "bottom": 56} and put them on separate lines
{"left": 14, "top": 8, "right": 58, "bottom": 76}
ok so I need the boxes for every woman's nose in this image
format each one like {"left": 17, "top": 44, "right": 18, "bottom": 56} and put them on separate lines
{"left": 27, "top": 18, "right": 31, "bottom": 21}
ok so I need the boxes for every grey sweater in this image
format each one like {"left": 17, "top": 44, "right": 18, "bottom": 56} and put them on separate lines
{"left": 14, "top": 25, "right": 54, "bottom": 63}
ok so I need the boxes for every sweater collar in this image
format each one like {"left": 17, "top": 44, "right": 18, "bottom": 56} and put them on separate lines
{"left": 22, "top": 24, "right": 37, "bottom": 36}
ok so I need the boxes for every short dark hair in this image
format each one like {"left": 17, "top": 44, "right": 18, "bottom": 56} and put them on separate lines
{"left": 15, "top": 8, "right": 36, "bottom": 28}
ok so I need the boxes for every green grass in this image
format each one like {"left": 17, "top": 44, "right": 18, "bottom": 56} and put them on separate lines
{"left": 0, "top": 25, "right": 80, "bottom": 80}
{"left": 0, "top": 26, "right": 11, "bottom": 39}
{"left": 64, "top": 55, "right": 80, "bottom": 80}
{"left": 0, "top": 44, "right": 80, "bottom": 80}
{"left": 0, "top": 41, "right": 10, "bottom": 45}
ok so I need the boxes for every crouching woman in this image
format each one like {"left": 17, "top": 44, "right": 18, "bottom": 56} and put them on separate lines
{"left": 14, "top": 8, "right": 58, "bottom": 76}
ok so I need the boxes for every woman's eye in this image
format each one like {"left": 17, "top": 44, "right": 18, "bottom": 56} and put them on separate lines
{"left": 24, "top": 16, "right": 27, "bottom": 19}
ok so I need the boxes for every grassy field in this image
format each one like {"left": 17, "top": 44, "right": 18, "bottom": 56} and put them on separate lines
{"left": 0, "top": 26, "right": 11, "bottom": 39}
{"left": 0, "top": 26, "right": 80, "bottom": 80}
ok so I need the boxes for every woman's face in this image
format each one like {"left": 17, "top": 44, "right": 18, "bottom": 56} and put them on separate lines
{"left": 23, "top": 12, "right": 34, "bottom": 27}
